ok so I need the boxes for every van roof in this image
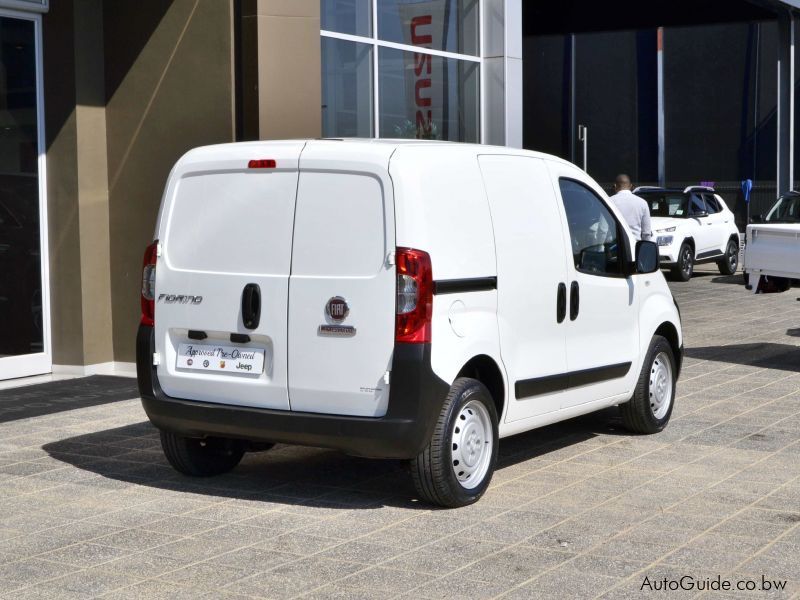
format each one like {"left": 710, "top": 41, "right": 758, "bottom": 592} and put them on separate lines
{"left": 179, "top": 138, "right": 575, "bottom": 169}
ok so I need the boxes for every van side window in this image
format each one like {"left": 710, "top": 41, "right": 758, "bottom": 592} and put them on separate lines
{"left": 558, "top": 179, "right": 622, "bottom": 276}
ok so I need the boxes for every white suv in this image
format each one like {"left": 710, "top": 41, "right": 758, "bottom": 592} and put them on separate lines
{"left": 137, "top": 140, "right": 683, "bottom": 508}
{"left": 635, "top": 186, "right": 741, "bottom": 281}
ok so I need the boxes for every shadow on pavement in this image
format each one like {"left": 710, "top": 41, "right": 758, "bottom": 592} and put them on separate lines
{"left": 0, "top": 376, "right": 139, "bottom": 424}
{"left": 710, "top": 274, "right": 746, "bottom": 285}
{"left": 685, "top": 342, "right": 800, "bottom": 373}
{"left": 42, "top": 409, "right": 620, "bottom": 510}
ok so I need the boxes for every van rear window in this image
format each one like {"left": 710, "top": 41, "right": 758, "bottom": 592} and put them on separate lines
{"left": 165, "top": 171, "right": 297, "bottom": 276}
{"left": 291, "top": 172, "right": 387, "bottom": 277}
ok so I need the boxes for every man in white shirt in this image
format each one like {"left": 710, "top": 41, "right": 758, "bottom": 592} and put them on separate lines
{"left": 609, "top": 174, "right": 652, "bottom": 241}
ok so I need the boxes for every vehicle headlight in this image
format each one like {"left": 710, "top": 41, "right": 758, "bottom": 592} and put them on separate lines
{"left": 657, "top": 235, "right": 674, "bottom": 246}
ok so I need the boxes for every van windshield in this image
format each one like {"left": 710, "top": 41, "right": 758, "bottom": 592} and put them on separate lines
{"left": 765, "top": 194, "right": 800, "bottom": 223}
{"left": 639, "top": 193, "right": 689, "bottom": 218}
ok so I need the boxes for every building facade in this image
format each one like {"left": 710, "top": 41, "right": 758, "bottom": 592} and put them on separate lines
{"left": 0, "top": 0, "right": 796, "bottom": 381}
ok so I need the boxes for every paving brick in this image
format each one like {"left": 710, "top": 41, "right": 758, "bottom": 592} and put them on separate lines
{"left": 1, "top": 269, "right": 799, "bottom": 597}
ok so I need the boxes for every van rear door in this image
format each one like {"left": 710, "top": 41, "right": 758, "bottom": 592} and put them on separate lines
{"left": 287, "top": 142, "right": 396, "bottom": 417}
{"left": 154, "top": 141, "right": 304, "bottom": 410}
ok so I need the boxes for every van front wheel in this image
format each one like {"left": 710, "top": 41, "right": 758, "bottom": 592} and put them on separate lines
{"left": 411, "top": 378, "right": 498, "bottom": 508}
{"left": 160, "top": 430, "right": 245, "bottom": 477}
{"left": 620, "top": 335, "right": 676, "bottom": 434}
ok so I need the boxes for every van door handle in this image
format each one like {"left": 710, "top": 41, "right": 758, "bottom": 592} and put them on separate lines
{"left": 241, "top": 283, "right": 261, "bottom": 330}
{"left": 570, "top": 281, "right": 579, "bottom": 321}
{"left": 556, "top": 283, "right": 566, "bottom": 323}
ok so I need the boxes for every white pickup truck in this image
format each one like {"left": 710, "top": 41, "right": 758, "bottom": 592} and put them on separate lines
{"left": 744, "top": 191, "right": 800, "bottom": 292}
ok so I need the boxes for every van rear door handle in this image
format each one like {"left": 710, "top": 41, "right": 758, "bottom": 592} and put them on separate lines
{"left": 570, "top": 281, "right": 579, "bottom": 321}
{"left": 556, "top": 283, "right": 566, "bottom": 323}
{"left": 241, "top": 283, "right": 261, "bottom": 330}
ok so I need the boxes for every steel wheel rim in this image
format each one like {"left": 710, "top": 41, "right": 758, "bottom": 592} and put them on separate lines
{"left": 649, "top": 351, "right": 673, "bottom": 420}
{"left": 451, "top": 399, "right": 493, "bottom": 490}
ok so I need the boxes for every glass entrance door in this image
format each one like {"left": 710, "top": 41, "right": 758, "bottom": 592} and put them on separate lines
{"left": 0, "top": 12, "right": 50, "bottom": 380}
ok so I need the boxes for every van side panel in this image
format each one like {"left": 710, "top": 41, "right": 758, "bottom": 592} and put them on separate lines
{"left": 390, "top": 146, "right": 502, "bottom": 394}
{"left": 479, "top": 155, "right": 571, "bottom": 423}
{"left": 390, "top": 147, "right": 496, "bottom": 279}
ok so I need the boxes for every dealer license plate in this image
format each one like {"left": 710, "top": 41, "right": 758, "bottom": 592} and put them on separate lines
{"left": 176, "top": 343, "right": 265, "bottom": 374}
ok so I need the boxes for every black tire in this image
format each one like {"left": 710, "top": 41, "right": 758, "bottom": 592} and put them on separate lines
{"left": 671, "top": 242, "right": 694, "bottom": 282}
{"left": 160, "top": 430, "right": 245, "bottom": 476}
{"left": 717, "top": 238, "right": 739, "bottom": 275}
{"left": 411, "top": 378, "right": 499, "bottom": 508}
{"left": 620, "top": 335, "right": 676, "bottom": 434}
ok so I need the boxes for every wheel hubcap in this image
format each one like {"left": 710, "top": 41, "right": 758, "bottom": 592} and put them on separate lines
{"left": 682, "top": 248, "right": 692, "bottom": 276}
{"left": 451, "top": 400, "right": 493, "bottom": 490}
{"left": 649, "top": 351, "right": 673, "bottom": 420}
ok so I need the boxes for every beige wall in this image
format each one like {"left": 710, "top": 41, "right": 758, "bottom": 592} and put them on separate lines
{"left": 104, "top": 0, "right": 236, "bottom": 363}
{"left": 43, "top": 0, "right": 321, "bottom": 367}
{"left": 43, "top": 0, "right": 236, "bottom": 367}
{"left": 241, "top": 0, "right": 322, "bottom": 140}
{"left": 43, "top": 0, "right": 108, "bottom": 366}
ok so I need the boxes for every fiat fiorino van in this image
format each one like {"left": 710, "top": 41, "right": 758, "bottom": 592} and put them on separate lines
{"left": 137, "top": 140, "right": 683, "bottom": 508}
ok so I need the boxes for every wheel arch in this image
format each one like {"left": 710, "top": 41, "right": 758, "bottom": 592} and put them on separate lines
{"left": 456, "top": 355, "right": 506, "bottom": 422}
{"left": 681, "top": 236, "right": 695, "bottom": 252}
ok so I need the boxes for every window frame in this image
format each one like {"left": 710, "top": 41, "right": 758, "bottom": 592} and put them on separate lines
{"left": 558, "top": 177, "right": 631, "bottom": 279}
{"left": 320, "top": 0, "right": 484, "bottom": 142}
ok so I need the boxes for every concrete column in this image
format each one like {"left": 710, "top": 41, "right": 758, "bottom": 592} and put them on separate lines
{"left": 483, "top": 0, "right": 522, "bottom": 147}
{"left": 777, "top": 11, "right": 795, "bottom": 195}
{"left": 43, "top": 0, "right": 113, "bottom": 368}
{"left": 240, "top": 0, "right": 322, "bottom": 140}
{"left": 73, "top": 0, "right": 113, "bottom": 366}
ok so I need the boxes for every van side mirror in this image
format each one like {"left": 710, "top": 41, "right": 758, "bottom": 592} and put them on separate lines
{"left": 636, "top": 240, "right": 659, "bottom": 274}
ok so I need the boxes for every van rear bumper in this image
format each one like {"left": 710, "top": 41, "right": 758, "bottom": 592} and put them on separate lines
{"left": 136, "top": 325, "right": 449, "bottom": 459}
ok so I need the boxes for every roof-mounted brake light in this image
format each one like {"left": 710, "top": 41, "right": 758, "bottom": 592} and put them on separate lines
{"left": 248, "top": 159, "right": 277, "bottom": 169}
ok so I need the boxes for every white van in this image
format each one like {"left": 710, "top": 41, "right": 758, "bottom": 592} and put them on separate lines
{"left": 137, "top": 139, "right": 683, "bottom": 508}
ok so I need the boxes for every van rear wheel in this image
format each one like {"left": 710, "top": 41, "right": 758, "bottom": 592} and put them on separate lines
{"left": 160, "top": 431, "right": 245, "bottom": 477}
{"left": 411, "top": 378, "right": 498, "bottom": 508}
{"left": 620, "top": 335, "right": 676, "bottom": 434}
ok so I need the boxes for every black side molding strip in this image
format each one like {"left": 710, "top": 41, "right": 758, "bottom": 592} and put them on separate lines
{"left": 696, "top": 250, "right": 724, "bottom": 260}
{"left": 515, "top": 362, "right": 632, "bottom": 399}
{"left": 433, "top": 276, "right": 497, "bottom": 295}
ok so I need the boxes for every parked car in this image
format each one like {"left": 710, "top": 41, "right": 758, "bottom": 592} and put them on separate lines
{"left": 633, "top": 186, "right": 741, "bottom": 281}
{"left": 137, "top": 140, "right": 683, "bottom": 508}
{"left": 744, "top": 191, "right": 800, "bottom": 292}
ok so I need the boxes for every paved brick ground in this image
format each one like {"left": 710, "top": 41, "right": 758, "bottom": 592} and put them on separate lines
{"left": 1, "top": 268, "right": 799, "bottom": 599}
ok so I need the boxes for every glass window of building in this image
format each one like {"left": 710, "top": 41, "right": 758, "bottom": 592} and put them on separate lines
{"left": 322, "top": 37, "right": 374, "bottom": 137}
{"left": 320, "top": 0, "right": 481, "bottom": 143}
{"left": 377, "top": 0, "right": 479, "bottom": 56}
{"left": 321, "top": 0, "right": 372, "bottom": 37}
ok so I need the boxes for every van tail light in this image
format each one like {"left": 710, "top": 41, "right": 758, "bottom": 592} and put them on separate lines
{"left": 141, "top": 240, "right": 158, "bottom": 327}
{"left": 395, "top": 247, "right": 433, "bottom": 344}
